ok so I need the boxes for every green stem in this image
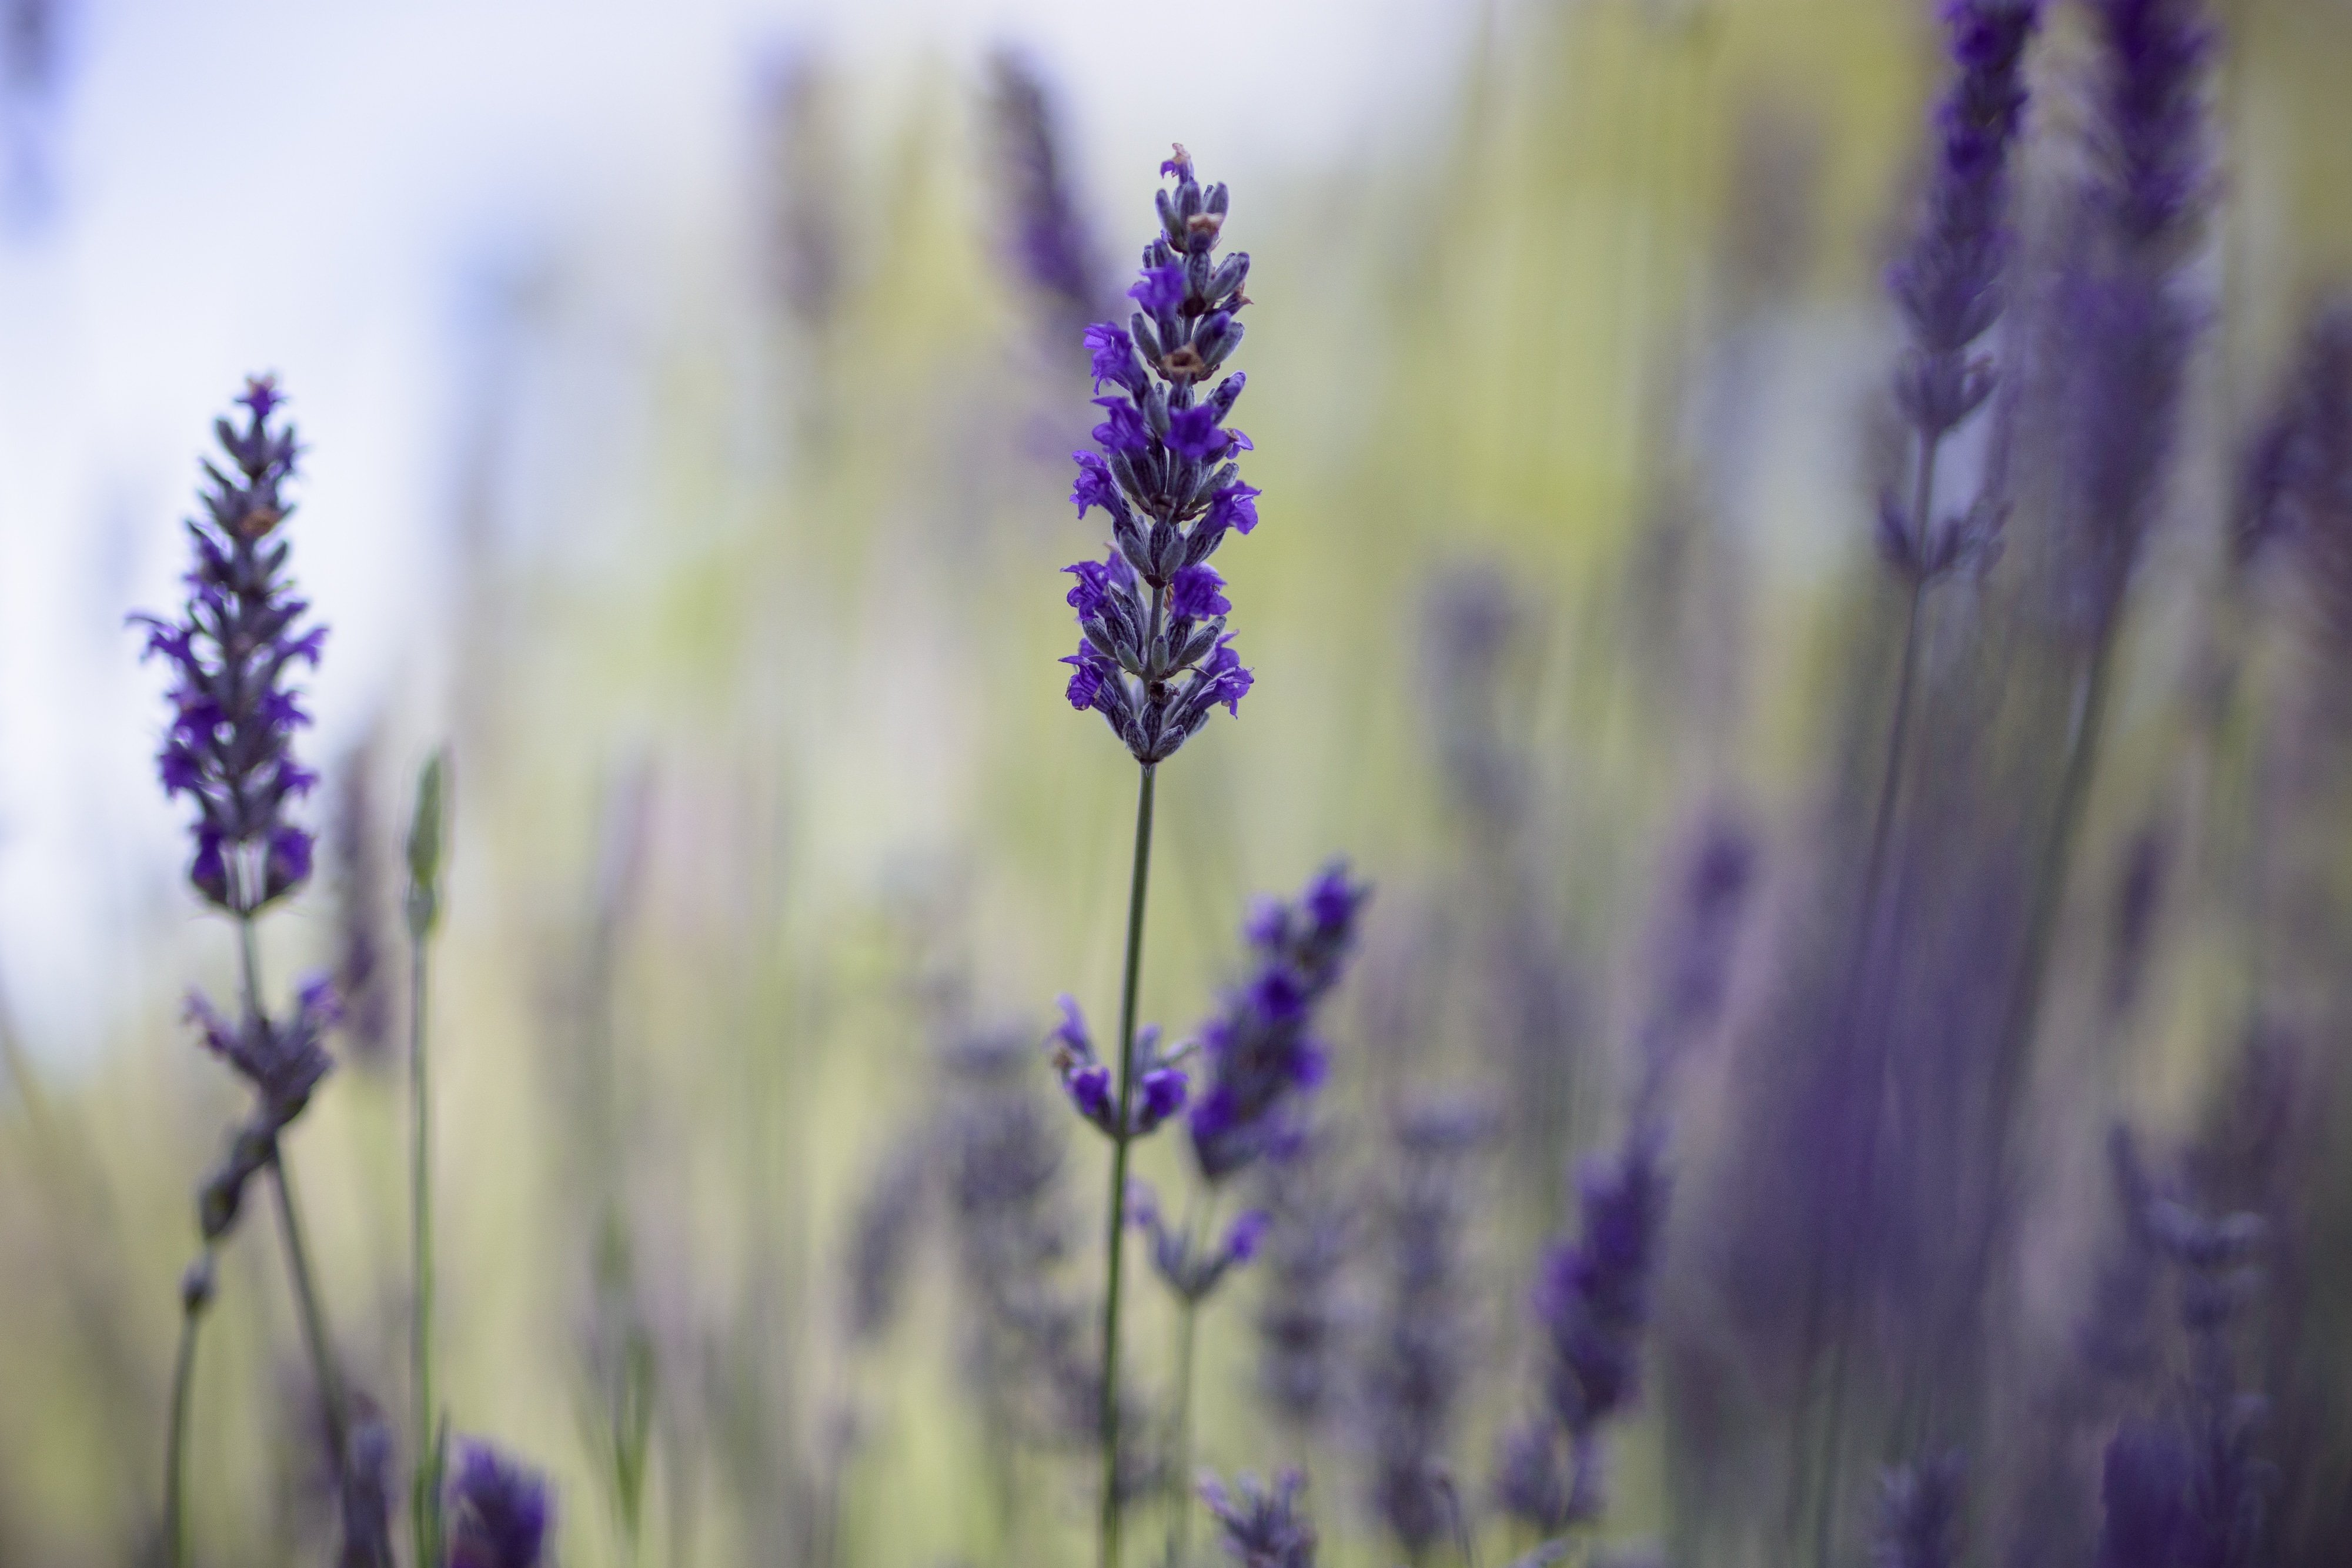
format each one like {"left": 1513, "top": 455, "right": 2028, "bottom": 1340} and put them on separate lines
{"left": 410, "top": 904, "right": 439, "bottom": 1568}
{"left": 1099, "top": 758, "right": 1160, "bottom": 1568}
{"left": 165, "top": 1263, "right": 210, "bottom": 1568}
{"left": 1165, "top": 1189, "right": 1216, "bottom": 1568}
{"left": 1980, "top": 628, "right": 2122, "bottom": 1255}
{"left": 269, "top": 1151, "right": 351, "bottom": 1475}
{"left": 234, "top": 912, "right": 351, "bottom": 1476}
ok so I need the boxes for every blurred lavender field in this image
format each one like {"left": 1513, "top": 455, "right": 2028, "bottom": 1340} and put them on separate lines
{"left": 6, "top": 1, "right": 2352, "bottom": 1566}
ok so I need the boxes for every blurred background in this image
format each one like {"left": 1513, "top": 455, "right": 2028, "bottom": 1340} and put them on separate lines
{"left": 5, "top": 0, "right": 2352, "bottom": 1564}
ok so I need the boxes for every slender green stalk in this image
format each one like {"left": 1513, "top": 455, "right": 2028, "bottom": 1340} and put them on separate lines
{"left": 164, "top": 1255, "right": 212, "bottom": 1568}
{"left": 235, "top": 913, "right": 351, "bottom": 1474}
{"left": 1165, "top": 1189, "right": 1217, "bottom": 1568}
{"left": 269, "top": 1152, "right": 351, "bottom": 1472}
{"left": 409, "top": 920, "right": 437, "bottom": 1566}
{"left": 1981, "top": 630, "right": 2121, "bottom": 1241}
{"left": 1098, "top": 758, "right": 1160, "bottom": 1568}
{"left": 406, "top": 751, "right": 449, "bottom": 1568}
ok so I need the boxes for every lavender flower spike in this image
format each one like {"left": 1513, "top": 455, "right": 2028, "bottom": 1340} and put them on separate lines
{"left": 1199, "top": 1468, "right": 1317, "bottom": 1568}
{"left": 1497, "top": 1122, "right": 1669, "bottom": 1534}
{"left": 988, "top": 49, "right": 1107, "bottom": 334}
{"left": 1061, "top": 145, "right": 1259, "bottom": 763}
{"left": 1879, "top": 0, "right": 2040, "bottom": 581}
{"left": 131, "top": 376, "right": 326, "bottom": 913}
{"left": 444, "top": 1440, "right": 553, "bottom": 1568}
{"left": 1187, "top": 862, "right": 1372, "bottom": 1183}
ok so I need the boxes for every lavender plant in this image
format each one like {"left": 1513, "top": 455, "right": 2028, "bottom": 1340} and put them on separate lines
{"left": 987, "top": 48, "right": 1109, "bottom": 345}
{"left": 1199, "top": 1468, "right": 1317, "bottom": 1568}
{"left": 1364, "top": 1096, "right": 1494, "bottom": 1562}
{"left": 132, "top": 377, "right": 387, "bottom": 1568}
{"left": 1050, "top": 142, "right": 1260, "bottom": 1568}
{"left": 1252, "top": 1121, "right": 1354, "bottom": 1435}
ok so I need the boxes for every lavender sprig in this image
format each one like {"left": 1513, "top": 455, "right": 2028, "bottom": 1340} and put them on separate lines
{"left": 132, "top": 376, "right": 325, "bottom": 915}
{"left": 1496, "top": 1124, "right": 1669, "bottom": 1537}
{"left": 1129, "top": 1181, "right": 1267, "bottom": 1306}
{"left": 1200, "top": 1467, "right": 1318, "bottom": 1568}
{"left": 1051, "top": 146, "right": 1266, "bottom": 1568}
{"left": 988, "top": 49, "right": 1108, "bottom": 340}
{"left": 1187, "top": 864, "right": 1372, "bottom": 1183}
{"left": 445, "top": 1439, "right": 553, "bottom": 1568}
{"left": 1366, "top": 1097, "right": 1495, "bottom": 1557}
{"left": 1877, "top": 0, "right": 2040, "bottom": 583}
{"left": 136, "top": 380, "right": 378, "bottom": 1568}
{"left": 1061, "top": 145, "right": 1258, "bottom": 764}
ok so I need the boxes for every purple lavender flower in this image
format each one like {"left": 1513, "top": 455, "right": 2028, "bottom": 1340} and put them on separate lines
{"left": 844, "top": 1145, "right": 928, "bottom": 1346}
{"left": 1497, "top": 1123, "right": 1668, "bottom": 1536}
{"left": 2052, "top": 0, "right": 2214, "bottom": 638}
{"left": 443, "top": 1440, "right": 552, "bottom": 1568}
{"left": 1879, "top": 0, "right": 2040, "bottom": 581}
{"left": 1365, "top": 1096, "right": 1495, "bottom": 1556}
{"left": 1187, "top": 863, "right": 1371, "bottom": 1183}
{"left": 1252, "top": 1122, "right": 1355, "bottom": 1432}
{"left": 989, "top": 49, "right": 1108, "bottom": 336}
{"left": 1199, "top": 1467, "right": 1317, "bottom": 1568}
{"left": 1059, "top": 146, "right": 1259, "bottom": 763}
{"left": 1128, "top": 1179, "right": 1267, "bottom": 1304}
{"left": 1046, "top": 994, "right": 1190, "bottom": 1138}
{"left": 1873, "top": 1453, "right": 1966, "bottom": 1568}
{"left": 131, "top": 376, "right": 326, "bottom": 914}
{"left": 2252, "top": 306, "right": 2352, "bottom": 643}
{"left": 2094, "top": 1419, "right": 2194, "bottom": 1568}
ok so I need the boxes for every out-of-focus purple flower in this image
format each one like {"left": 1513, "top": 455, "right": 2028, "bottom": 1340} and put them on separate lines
{"left": 2090, "top": 0, "right": 2214, "bottom": 260}
{"left": 844, "top": 1145, "right": 928, "bottom": 1346}
{"left": 443, "top": 1439, "right": 552, "bottom": 1568}
{"left": 1200, "top": 1467, "right": 1317, "bottom": 1568}
{"left": 1879, "top": 0, "right": 2041, "bottom": 581}
{"left": 2250, "top": 307, "right": 2352, "bottom": 660}
{"left": 1498, "top": 1122, "right": 1668, "bottom": 1537}
{"left": 989, "top": 49, "right": 1108, "bottom": 337}
{"left": 1629, "top": 817, "right": 1759, "bottom": 1125}
{"left": 2094, "top": 1419, "right": 2193, "bottom": 1568}
{"left": 759, "top": 49, "right": 844, "bottom": 330}
{"left": 2050, "top": 0, "right": 2214, "bottom": 639}
{"left": 1057, "top": 146, "right": 1260, "bottom": 763}
{"left": 1045, "top": 994, "right": 1189, "bottom": 1138}
{"left": 1365, "top": 1096, "right": 1495, "bottom": 1555}
{"left": 1874, "top": 1452, "right": 1967, "bottom": 1568}
{"left": 187, "top": 977, "right": 339, "bottom": 1136}
{"left": 1187, "top": 862, "right": 1371, "bottom": 1183}
{"left": 131, "top": 377, "right": 327, "bottom": 915}
{"left": 1253, "top": 1122, "right": 1355, "bottom": 1432}
{"left": 1128, "top": 1179, "right": 1268, "bottom": 1303}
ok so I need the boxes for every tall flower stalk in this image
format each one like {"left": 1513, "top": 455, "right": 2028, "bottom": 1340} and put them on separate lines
{"left": 1794, "top": 5, "right": 2040, "bottom": 1549}
{"left": 1980, "top": 0, "right": 2216, "bottom": 1353}
{"left": 134, "top": 377, "right": 383, "bottom": 1566}
{"left": 407, "top": 752, "right": 452, "bottom": 1568}
{"left": 1050, "top": 143, "right": 1261, "bottom": 1568}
